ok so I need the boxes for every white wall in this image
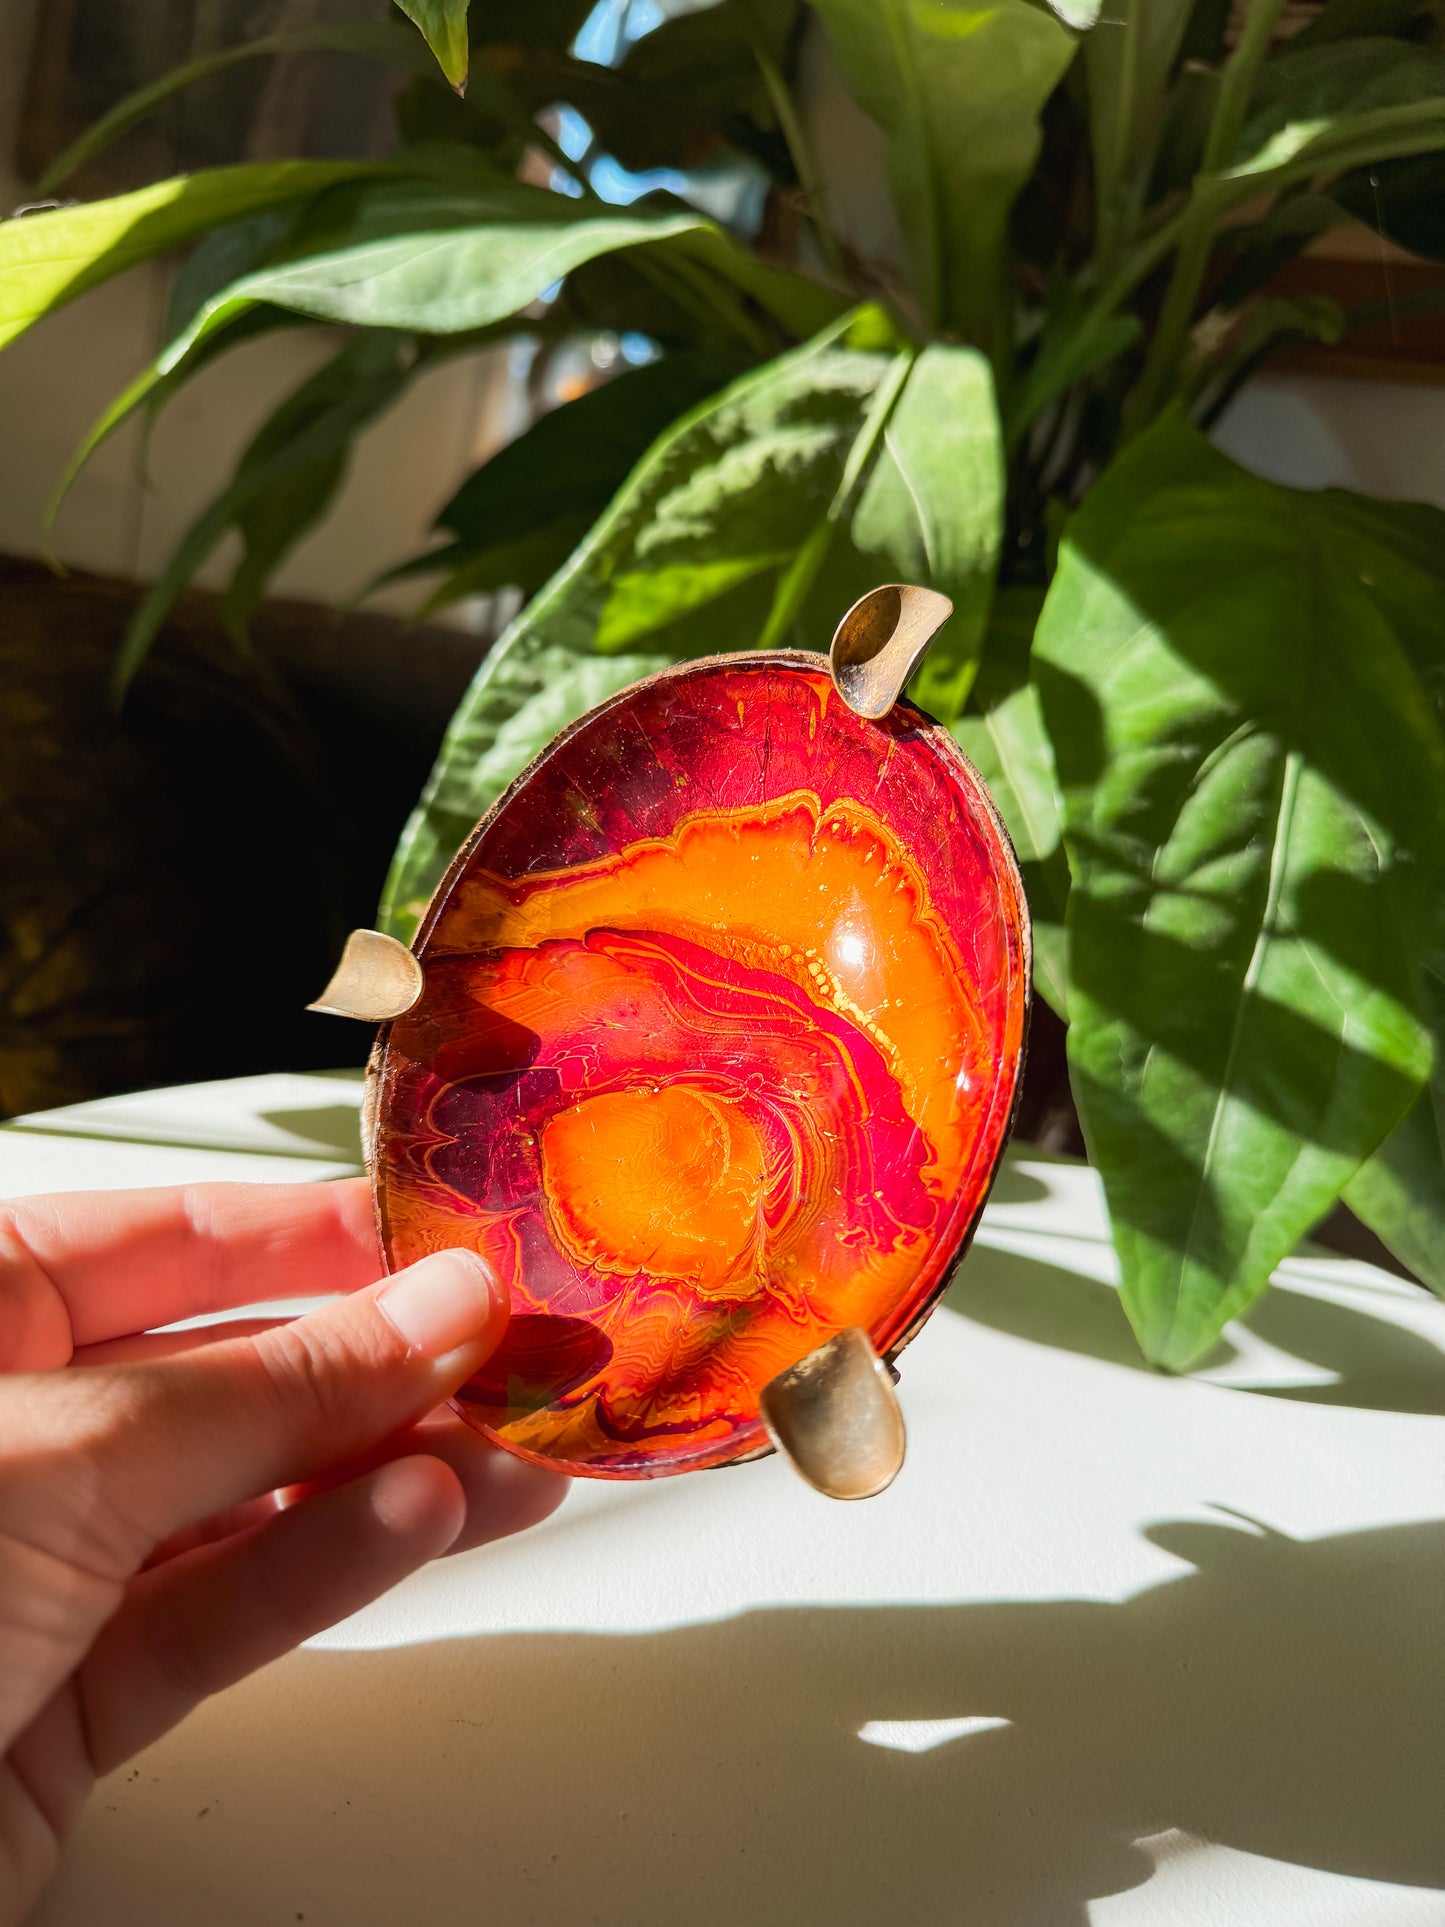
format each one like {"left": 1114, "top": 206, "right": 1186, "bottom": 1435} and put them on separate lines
{"left": 0, "top": 275, "right": 512, "bottom": 615}
{"left": 0, "top": 288, "right": 515, "bottom": 614}
{"left": 1215, "top": 372, "right": 1445, "bottom": 508}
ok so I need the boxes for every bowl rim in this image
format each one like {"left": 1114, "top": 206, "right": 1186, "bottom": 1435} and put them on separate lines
{"left": 367, "top": 647, "right": 1035, "bottom": 1476}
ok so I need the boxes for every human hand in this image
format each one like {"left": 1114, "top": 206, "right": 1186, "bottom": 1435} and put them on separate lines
{"left": 0, "top": 1178, "right": 564, "bottom": 1920}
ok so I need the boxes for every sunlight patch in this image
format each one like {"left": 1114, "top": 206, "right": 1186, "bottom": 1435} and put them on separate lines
{"left": 857, "top": 1716, "right": 1011, "bottom": 1754}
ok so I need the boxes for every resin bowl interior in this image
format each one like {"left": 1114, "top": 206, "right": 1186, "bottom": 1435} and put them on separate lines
{"left": 372, "top": 653, "right": 1029, "bottom": 1479}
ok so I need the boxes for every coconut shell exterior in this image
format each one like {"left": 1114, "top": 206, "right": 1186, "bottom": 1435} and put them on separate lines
{"left": 372, "top": 653, "right": 1030, "bottom": 1479}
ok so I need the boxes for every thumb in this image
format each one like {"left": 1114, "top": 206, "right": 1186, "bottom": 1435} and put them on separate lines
{"left": 18, "top": 1247, "right": 509, "bottom": 1568}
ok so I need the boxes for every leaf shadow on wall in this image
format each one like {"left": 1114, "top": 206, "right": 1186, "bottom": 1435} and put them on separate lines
{"left": 61, "top": 1516, "right": 1445, "bottom": 1927}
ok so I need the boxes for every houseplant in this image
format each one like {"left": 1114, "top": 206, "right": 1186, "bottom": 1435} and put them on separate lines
{"left": 3, "top": 0, "right": 1444, "bottom": 1370}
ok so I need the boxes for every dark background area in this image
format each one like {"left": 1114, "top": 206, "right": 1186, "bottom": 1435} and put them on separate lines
{"left": 0, "top": 555, "right": 486, "bottom": 1118}
{"left": 18, "top": 0, "right": 396, "bottom": 193}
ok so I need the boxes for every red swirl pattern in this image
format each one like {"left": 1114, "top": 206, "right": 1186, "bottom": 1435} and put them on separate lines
{"left": 374, "top": 656, "right": 1029, "bottom": 1478}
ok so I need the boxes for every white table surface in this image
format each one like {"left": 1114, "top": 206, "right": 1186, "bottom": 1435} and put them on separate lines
{"left": 5, "top": 1070, "right": 1443, "bottom": 1927}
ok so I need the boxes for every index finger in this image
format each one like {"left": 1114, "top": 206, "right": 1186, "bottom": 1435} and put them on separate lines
{"left": 0, "top": 1178, "right": 381, "bottom": 1369}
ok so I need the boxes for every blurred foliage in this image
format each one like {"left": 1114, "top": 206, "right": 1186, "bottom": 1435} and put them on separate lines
{"left": 6, "top": 0, "right": 1445, "bottom": 1361}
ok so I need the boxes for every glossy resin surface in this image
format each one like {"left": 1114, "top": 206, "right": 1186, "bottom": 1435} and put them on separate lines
{"left": 374, "top": 654, "right": 1029, "bottom": 1478}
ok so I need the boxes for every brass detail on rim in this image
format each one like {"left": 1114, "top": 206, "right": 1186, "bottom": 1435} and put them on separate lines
{"left": 307, "top": 929, "right": 423, "bottom": 1023}
{"left": 759, "top": 1326, "right": 906, "bottom": 1500}
{"left": 829, "top": 584, "right": 954, "bottom": 719}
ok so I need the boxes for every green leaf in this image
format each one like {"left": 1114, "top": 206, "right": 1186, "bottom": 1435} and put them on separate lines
{"left": 1085, "top": 0, "right": 1195, "bottom": 248}
{"left": 221, "top": 334, "right": 415, "bottom": 641}
{"left": 1006, "top": 312, "right": 1141, "bottom": 448}
{"left": 948, "top": 588, "right": 1069, "bottom": 1016}
{"left": 605, "top": 0, "right": 801, "bottom": 177}
{"left": 165, "top": 205, "right": 312, "bottom": 341}
{"left": 1034, "top": 415, "right": 1445, "bottom": 1369}
{"left": 553, "top": 247, "right": 726, "bottom": 352}
{"left": 1150, "top": 61, "right": 1223, "bottom": 199}
{"left": 162, "top": 179, "right": 710, "bottom": 354}
{"left": 114, "top": 333, "right": 412, "bottom": 691}
{"left": 1240, "top": 35, "right": 1445, "bottom": 166}
{"left": 667, "top": 227, "right": 849, "bottom": 343}
{"left": 1332, "top": 491, "right": 1445, "bottom": 1293}
{"left": 421, "top": 352, "right": 748, "bottom": 604}
{"left": 36, "top": 21, "right": 436, "bottom": 194}
{"left": 809, "top": 0, "right": 1075, "bottom": 342}
{"left": 161, "top": 176, "right": 840, "bottom": 363}
{"left": 381, "top": 307, "right": 1004, "bottom": 937}
{"left": 0, "top": 161, "right": 378, "bottom": 354}
{"left": 555, "top": 228, "right": 845, "bottom": 356}
{"left": 393, "top": 0, "right": 471, "bottom": 93}
{"left": 1344, "top": 938, "right": 1445, "bottom": 1294}
{"left": 1224, "top": 95, "right": 1445, "bottom": 189}
{"left": 379, "top": 314, "right": 884, "bottom": 933}
{"left": 223, "top": 455, "right": 351, "bottom": 644}
{"left": 852, "top": 342, "right": 1004, "bottom": 719}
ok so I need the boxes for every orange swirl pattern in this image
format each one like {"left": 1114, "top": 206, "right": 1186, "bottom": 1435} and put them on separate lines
{"left": 374, "top": 656, "right": 1029, "bottom": 1478}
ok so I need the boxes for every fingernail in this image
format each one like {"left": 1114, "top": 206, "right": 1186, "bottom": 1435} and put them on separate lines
{"left": 376, "top": 1249, "right": 503, "bottom": 1358}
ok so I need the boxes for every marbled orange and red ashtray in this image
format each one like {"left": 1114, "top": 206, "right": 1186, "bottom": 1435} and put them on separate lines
{"left": 362, "top": 650, "right": 1030, "bottom": 1485}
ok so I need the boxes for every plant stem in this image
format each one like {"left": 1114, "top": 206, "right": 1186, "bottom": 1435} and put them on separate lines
{"left": 1123, "top": 214, "right": 1214, "bottom": 427}
{"left": 1093, "top": 200, "right": 1196, "bottom": 322}
{"left": 629, "top": 251, "right": 744, "bottom": 350}
{"left": 1091, "top": 0, "right": 1144, "bottom": 262}
{"left": 1202, "top": 0, "right": 1290, "bottom": 177}
{"left": 658, "top": 248, "right": 774, "bottom": 356}
{"left": 1022, "top": 79, "right": 1445, "bottom": 452}
{"left": 1124, "top": 0, "right": 1289, "bottom": 430}
{"left": 756, "top": 518, "right": 834, "bottom": 649}
{"left": 630, "top": 245, "right": 779, "bottom": 359}
{"left": 881, "top": 3, "right": 942, "bottom": 335}
{"left": 1006, "top": 195, "right": 1192, "bottom": 448}
{"left": 756, "top": 346, "right": 916, "bottom": 649}
{"left": 745, "top": 27, "right": 848, "bottom": 282}
{"left": 1110, "top": 6, "right": 1143, "bottom": 187}
{"left": 833, "top": 345, "right": 915, "bottom": 512}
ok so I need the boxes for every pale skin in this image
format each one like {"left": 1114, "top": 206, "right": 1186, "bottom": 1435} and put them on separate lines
{"left": 0, "top": 1178, "right": 565, "bottom": 1921}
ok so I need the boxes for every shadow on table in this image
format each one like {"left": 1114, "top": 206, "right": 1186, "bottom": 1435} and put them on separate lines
{"left": 258, "top": 1102, "right": 365, "bottom": 1163}
{"left": 948, "top": 1241, "right": 1445, "bottom": 1417}
{"left": 980, "top": 1161, "right": 1055, "bottom": 1210}
{"left": 68, "top": 1515, "right": 1445, "bottom": 1927}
